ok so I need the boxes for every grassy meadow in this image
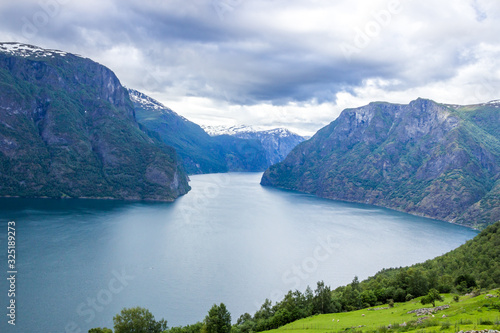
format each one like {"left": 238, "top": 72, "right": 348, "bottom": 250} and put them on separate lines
{"left": 265, "top": 291, "right": 500, "bottom": 333}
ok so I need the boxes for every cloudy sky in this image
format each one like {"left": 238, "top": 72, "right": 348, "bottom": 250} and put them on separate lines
{"left": 0, "top": 0, "right": 499, "bottom": 135}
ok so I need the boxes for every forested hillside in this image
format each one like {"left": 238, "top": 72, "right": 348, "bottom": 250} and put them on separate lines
{"left": 262, "top": 99, "right": 500, "bottom": 229}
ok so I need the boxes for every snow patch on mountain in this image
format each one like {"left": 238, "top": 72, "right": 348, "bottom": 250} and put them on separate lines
{"left": 0, "top": 42, "right": 83, "bottom": 58}
{"left": 201, "top": 125, "right": 306, "bottom": 165}
{"left": 201, "top": 125, "right": 300, "bottom": 138}
{"left": 128, "top": 88, "right": 188, "bottom": 121}
{"left": 201, "top": 125, "right": 258, "bottom": 136}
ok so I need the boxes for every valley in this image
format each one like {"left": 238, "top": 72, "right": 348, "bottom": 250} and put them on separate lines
{"left": 0, "top": 43, "right": 498, "bottom": 333}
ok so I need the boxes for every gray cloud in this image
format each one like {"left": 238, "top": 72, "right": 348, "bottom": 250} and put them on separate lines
{"left": 0, "top": 0, "right": 499, "bottom": 134}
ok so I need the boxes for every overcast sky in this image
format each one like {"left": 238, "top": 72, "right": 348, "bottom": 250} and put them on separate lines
{"left": 1, "top": 0, "right": 499, "bottom": 135}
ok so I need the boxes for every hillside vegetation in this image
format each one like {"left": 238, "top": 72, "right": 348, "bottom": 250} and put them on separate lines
{"left": 265, "top": 291, "right": 500, "bottom": 333}
{"left": 229, "top": 221, "right": 500, "bottom": 332}
{"left": 0, "top": 43, "right": 190, "bottom": 200}
{"left": 262, "top": 99, "right": 500, "bottom": 229}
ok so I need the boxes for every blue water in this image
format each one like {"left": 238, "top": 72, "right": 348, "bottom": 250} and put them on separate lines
{"left": 0, "top": 172, "right": 478, "bottom": 332}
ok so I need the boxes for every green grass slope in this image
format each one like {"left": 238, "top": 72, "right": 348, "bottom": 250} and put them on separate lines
{"left": 231, "top": 222, "right": 500, "bottom": 333}
{"left": 265, "top": 292, "right": 500, "bottom": 333}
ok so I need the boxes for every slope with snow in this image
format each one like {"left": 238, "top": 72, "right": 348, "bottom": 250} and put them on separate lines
{"left": 201, "top": 125, "right": 306, "bottom": 165}
{"left": 0, "top": 42, "right": 82, "bottom": 58}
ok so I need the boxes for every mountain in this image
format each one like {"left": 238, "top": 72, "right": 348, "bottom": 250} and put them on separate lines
{"left": 0, "top": 42, "right": 190, "bottom": 201}
{"left": 129, "top": 88, "right": 228, "bottom": 174}
{"left": 202, "top": 125, "right": 306, "bottom": 165}
{"left": 129, "top": 89, "right": 268, "bottom": 174}
{"left": 201, "top": 124, "right": 257, "bottom": 136}
{"left": 261, "top": 98, "right": 500, "bottom": 229}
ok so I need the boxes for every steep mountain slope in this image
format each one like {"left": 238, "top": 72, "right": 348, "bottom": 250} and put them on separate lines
{"left": 202, "top": 125, "right": 305, "bottom": 165}
{"left": 234, "top": 128, "right": 305, "bottom": 165}
{"left": 129, "top": 89, "right": 269, "bottom": 174}
{"left": 211, "top": 134, "right": 268, "bottom": 171}
{"left": 0, "top": 42, "right": 190, "bottom": 200}
{"left": 261, "top": 98, "right": 500, "bottom": 229}
{"left": 130, "top": 89, "right": 228, "bottom": 174}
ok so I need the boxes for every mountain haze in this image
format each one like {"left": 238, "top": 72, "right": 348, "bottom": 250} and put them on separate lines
{"left": 262, "top": 98, "right": 500, "bottom": 229}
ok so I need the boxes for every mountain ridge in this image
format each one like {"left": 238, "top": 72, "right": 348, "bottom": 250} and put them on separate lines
{"left": 202, "top": 125, "right": 306, "bottom": 166}
{"left": 129, "top": 88, "right": 269, "bottom": 174}
{"left": 0, "top": 42, "right": 190, "bottom": 201}
{"left": 261, "top": 98, "right": 500, "bottom": 229}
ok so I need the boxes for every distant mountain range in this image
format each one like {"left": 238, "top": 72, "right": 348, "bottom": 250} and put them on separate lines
{"left": 0, "top": 42, "right": 190, "bottom": 200}
{"left": 202, "top": 125, "right": 305, "bottom": 165}
{"left": 262, "top": 98, "right": 500, "bottom": 229}
{"left": 129, "top": 89, "right": 305, "bottom": 174}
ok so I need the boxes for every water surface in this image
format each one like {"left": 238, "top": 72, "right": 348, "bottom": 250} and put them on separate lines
{"left": 0, "top": 173, "right": 478, "bottom": 332}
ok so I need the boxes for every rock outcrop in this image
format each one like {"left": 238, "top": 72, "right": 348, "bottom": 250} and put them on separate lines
{"left": 407, "top": 305, "right": 450, "bottom": 316}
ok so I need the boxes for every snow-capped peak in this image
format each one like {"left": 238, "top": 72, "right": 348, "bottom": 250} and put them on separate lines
{"left": 0, "top": 42, "right": 82, "bottom": 59}
{"left": 263, "top": 127, "right": 297, "bottom": 138}
{"left": 201, "top": 125, "right": 301, "bottom": 138}
{"left": 201, "top": 125, "right": 260, "bottom": 136}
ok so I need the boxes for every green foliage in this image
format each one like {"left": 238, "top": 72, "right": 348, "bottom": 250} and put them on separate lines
{"left": 313, "top": 281, "right": 336, "bottom": 314}
{"left": 440, "top": 321, "right": 451, "bottom": 330}
{"left": 88, "top": 328, "right": 113, "bottom": 333}
{"left": 203, "top": 303, "right": 231, "bottom": 333}
{"left": 421, "top": 288, "right": 444, "bottom": 307}
{"left": 455, "top": 274, "right": 478, "bottom": 294}
{"left": 388, "top": 299, "right": 395, "bottom": 308}
{"left": 113, "top": 307, "right": 167, "bottom": 333}
{"left": 232, "top": 221, "right": 500, "bottom": 332}
{"left": 166, "top": 322, "right": 203, "bottom": 333}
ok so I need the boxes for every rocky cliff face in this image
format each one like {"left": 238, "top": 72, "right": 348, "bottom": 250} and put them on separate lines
{"left": 261, "top": 98, "right": 500, "bottom": 229}
{"left": 0, "top": 43, "right": 190, "bottom": 201}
